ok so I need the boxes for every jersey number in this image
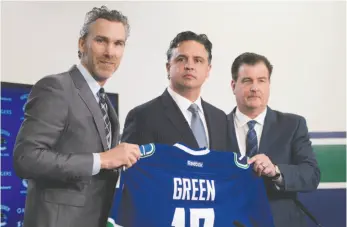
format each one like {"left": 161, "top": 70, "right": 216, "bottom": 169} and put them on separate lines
{"left": 171, "top": 208, "right": 215, "bottom": 227}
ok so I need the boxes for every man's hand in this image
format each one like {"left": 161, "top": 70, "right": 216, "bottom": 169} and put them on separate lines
{"left": 99, "top": 143, "right": 141, "bottom": 170}
{"left": 248, "top": 154, "right": 276, "bottom": 177}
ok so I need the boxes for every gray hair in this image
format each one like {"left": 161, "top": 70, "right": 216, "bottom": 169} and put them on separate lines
{"left": 78, "top": 6, "right": 130, "bottom": 58}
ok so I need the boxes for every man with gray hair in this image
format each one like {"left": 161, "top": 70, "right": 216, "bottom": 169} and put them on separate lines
{"left": 13, "top": 6, "right": 140, "bottom": 227}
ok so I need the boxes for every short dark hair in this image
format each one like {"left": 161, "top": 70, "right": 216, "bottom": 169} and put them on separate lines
{"left": 166, "top": 31, "right": 212, "bottom": 64}
{"left": 78, "top": 6, "right": 130, "bottom": 59}
{"left": 231, "top": 52, "right": 273, "bottom": 81}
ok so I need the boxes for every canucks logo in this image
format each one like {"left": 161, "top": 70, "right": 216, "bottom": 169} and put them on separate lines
{"left": 0, "top": 130, "right": 10, "bottom": 152}
{"left": 106, "top": 218, "right": 117, "bottom": 227}
{"left": 20, "top": 179, "right": 28, "bottom": 194}
{"left": 0, "top": 138, "right": 7, "bottom": 152}
{"left": 234, "top": 153, "right": 250, "bottom": 169}
{"left": 140, "top": 143, "right": 155, "bottom": 158}
{"left": 22, "top": 179, "right": 28, "bottom": 188}
{"left": 20, "top": 93, "right": 29, "bottom": 120}
{"left": 1, "top": 205, "right": 10, "bottom": 226}
{"left": 20, "top": 94, "right": 29, "bottom": 101}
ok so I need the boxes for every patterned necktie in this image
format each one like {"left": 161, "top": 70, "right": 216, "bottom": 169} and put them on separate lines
{"left": 98, "top": 88, "right": 112, "bottom": 150}
{"left": 246, "top": 120, "right": 258, "bottom": 157}
{"left": 188, "top": 104, "right": 208, "bottom": 148}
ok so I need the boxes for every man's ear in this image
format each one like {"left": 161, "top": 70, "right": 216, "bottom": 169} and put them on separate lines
{"left": 166, "top": 62, "right": 170, "bottom": 72}
{"left": 78, "top": 38, "right": 86, "bottom": 56}
{"left": 206, "top": 64, "right": 212, "bottom": 79}
{"left": 231, "top": 80, "right": 236, "bottom": 94}
{"left": 166, "top": 63, "right": 170, "bottom": 79}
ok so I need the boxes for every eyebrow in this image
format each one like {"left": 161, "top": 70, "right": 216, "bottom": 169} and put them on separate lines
{"left": 94, "top": 35, "right": 125, "bottom": 43}
{"left": 175, "top": 54, "right": 205, "bottom": 60}
{"left": 257, "top": 76, "right": 268, "bottom": 80}
{"left": 242, "top": 76, "right": 268, "bottom": 80}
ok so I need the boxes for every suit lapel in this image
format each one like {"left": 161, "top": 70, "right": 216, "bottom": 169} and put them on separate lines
{"left": 105, "top": 95, "right": 120, "bottom": 148}
{"left": 227, "top": 108, "right": 240, "bottom": 154}
{"left": 258, "top": 107, "right": 278, "bottom": 155}
{"left": 227, "top": 106, "right": 278, "bottom": 155}
{"left": 201, "top": 100, "right": 214, "bottom": 149}
{"left": 69, "top": 65, "right": 108, "bottom": 151}
{"left": 160, "top": 89, "right": 198, "bottom": 147}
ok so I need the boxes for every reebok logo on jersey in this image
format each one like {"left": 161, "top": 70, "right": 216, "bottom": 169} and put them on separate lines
{"left": 187, "top": 160, "right": 203, "bottom": 168}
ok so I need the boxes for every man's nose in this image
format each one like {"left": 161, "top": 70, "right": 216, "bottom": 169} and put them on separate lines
{"left": 104, "top": 43, "right": 117, "bottom": 58}
{"left": 250, "top": 83, "right": 259, "bottom": 92}
{"left": 184, "top": 59, "right": 195, "bottom": 70}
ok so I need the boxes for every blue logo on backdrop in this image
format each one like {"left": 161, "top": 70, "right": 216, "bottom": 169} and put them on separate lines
{"left": 0, "top": 172, "right": 12, "bottom": 177}
{"left": 19, "top": 94, "right": 29, "bottom": 100}
{"left": 19, "top": 93, "right": 29, "bottom": 120}
{"left": 0, "top": 186, "right": 12, "bottom": 191}
{"left": 0, "top": 97, "right": 12, "bottom": 102}
{"left": 22, "top": 180, "right": 28, "bottom": 189}
{"left": 1, "top": 205, "right": 10, "bottom": 226}
{"left": 0, "top": 130, "right": 10, "bottom": 137}
{"left": 20, "top": 94, "right": 29, "bottom": 112}
{"left": 0, "top": 109, "right": 12, "bottom": 116}
{"left": 20, "top": 180, "right": 28, "bottom": 194}
{"left": 16, "top": 208, "right": 24, "bottom": 215}
{"left": 0, "top": 138, "right": 8, "bottom": 153}
{"left": 0, "top": 130, "right": 10, "bottom": 155}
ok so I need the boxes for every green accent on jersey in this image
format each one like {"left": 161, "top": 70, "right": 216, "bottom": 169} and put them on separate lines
{"left": 140, "top": 143, "right": 156, "bottom": 158}
{"left": 234, "top": 153, "right": 249, "bottom": 169}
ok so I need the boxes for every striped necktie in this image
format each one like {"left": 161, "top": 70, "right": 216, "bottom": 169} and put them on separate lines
{"left": 246, "top": 120, "right": 258, "bottom": 157}
{"left": 98, "top": 88, "right": 112, "bottom": 149}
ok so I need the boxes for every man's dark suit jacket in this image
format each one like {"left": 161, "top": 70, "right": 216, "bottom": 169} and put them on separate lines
{"left": 13, "top": 65, "right": 120, "bottom": 227}
{"left": 122, "top": 89, "right": 229, "bottom": 151}
{"left": 227, "top": 106, "right": 321, "bottom": 227}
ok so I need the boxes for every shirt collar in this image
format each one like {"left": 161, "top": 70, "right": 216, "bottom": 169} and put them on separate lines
{"left": 167, "top": 86, "right": 203, "bottom": 112}
{"left": 76, "top": 63, "right": 101, "bottom": 100}
{"left": 234, "top": 107, "right": 267, "bottom": 128}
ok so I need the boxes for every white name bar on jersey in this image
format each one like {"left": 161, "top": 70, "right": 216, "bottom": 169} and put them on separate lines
{"left": 173, "top": 178, "right": 215, "bottom": 201}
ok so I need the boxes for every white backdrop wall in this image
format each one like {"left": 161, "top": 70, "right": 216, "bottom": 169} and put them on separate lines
{"left": 2, "top": 1, "right": 345, "bottom": 132}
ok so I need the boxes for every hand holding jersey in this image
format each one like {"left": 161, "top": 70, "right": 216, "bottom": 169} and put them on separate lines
{"left": 248, "top": 154, "right": 277, "bottom": 177}
{"left": 100, "top": 142, "right": 141, "bottom": 170}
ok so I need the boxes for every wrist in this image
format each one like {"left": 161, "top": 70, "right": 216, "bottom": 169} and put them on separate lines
{"left": 270, "top": 164, "right": 281, "bottom": 180}
{"left": 99, "top": 153, "right": 109, "bottom": 169}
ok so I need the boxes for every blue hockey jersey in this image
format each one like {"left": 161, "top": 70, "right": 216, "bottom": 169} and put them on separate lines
{"left": 109, "top": 143, "right": 274, "bottom": 227}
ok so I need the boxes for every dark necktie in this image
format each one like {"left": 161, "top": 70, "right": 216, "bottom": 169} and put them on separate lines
{"left": 246, "top": 120, "right": 258, "bottom": 157}
{"left": 188, "top": 104, "right": 208, "bottom": 148}
{"left": 98, "top": 88, "right": 112, "bottom": 149}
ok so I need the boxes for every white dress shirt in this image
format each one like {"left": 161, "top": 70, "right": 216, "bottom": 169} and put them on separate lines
{"left": 167, "top": 86, "right": 210, "bottom": 148}
{"left": 76, "top": 63, "right": 102, "bottom": 176}
{"left": 233, "top": 107, "right": 267, "bottom": 157}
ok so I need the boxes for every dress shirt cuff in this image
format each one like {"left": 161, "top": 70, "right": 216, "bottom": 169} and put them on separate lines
{"left": 92, "top": 153, "right": 101, "bottom": 175}
{"left": 273, "top": 174, "right": 284, "bottom": 190}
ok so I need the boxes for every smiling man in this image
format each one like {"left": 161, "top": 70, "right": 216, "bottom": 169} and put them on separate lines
{"left": 13, "top": 6, "right": 140, "bottom": 227}
{"left": 122, "top": 31, "right": 229, "bottom": 152}
{"left": 227, "top": 52, "right": 320, "bottom": 227}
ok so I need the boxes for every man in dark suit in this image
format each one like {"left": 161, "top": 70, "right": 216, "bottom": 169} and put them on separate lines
{"left": 227, "top": 52, "right": 321, "bottom": 227}
{"left": 122, "top": 31, "right": 229, "bottom": 151}
{"left": 13, "top": 6, "right": 140, "bottom": 227}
